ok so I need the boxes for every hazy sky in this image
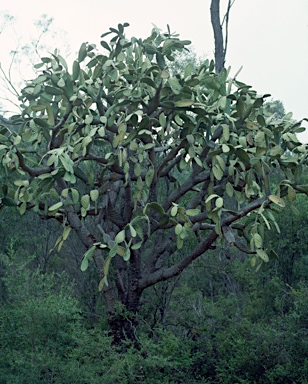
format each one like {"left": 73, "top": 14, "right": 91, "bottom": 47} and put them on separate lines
{"left": 1, "top": 0, "right": 308, "bottom": 142}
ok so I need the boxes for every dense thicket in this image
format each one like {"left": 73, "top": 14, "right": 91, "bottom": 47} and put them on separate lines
{"left": 0, "top": 190, "right": 307, "bottom": 383}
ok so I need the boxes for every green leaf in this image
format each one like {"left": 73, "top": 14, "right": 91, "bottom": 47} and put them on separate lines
{"left": 182, "top": 63, "right": 192, "bottom": 79}
{"left": 71, "top": 188, "right": 79, "bottom": 204}
{"left": 235, "top": 148, "right": 250, "bottom": 165}
{"left": 287, "top": 186, "right": 296, "bottom": 202}
{"left": 33, "top": 118, "right": 50, "bottom": 128}
{"left": 213, "top": 165, "right": 223, "bottom": 181}
{"left": 78, "top": 43, "right": 87, "bottom": 62}
{"left": 269, "top": 249, "right": 279, "bottom": 260}
{"left": 80, "top": 257, "right": 89, "bottom": 272}
{"left": 168, "top": 77, "right": 182, "bottom": 94}
{"left": 57, "top": 78, "right": 65, "bottom": 87}
{"left": 270, "top": 146, "right": 283, "bottom": 157}
{"left": 63, "top": 226, "right": 71, "bottom": 240}
{"left": 218, "top": 96, "right": 227, "bottom": 110}
{"left": 246, "top": 121, "right": 259, "bottom": 130}
{"left": 174, "top": 99, "right": 194, "bottom": 107}
{"left": 115, "top": 230, "right": 125, "bottom": 244}
{"left": 129, "top": 224, "right": 137, "bottom": 238}
{"left": 81, "top": 194, "right": 90, "bottom": 209}
{"left": 171, "top": 205, "right": 178, "bottom": 216}
{"left": 140, "top": 77, "right": 156, "bottom": 88}
{"left": 222, "top": 124, "right": 230, "bottom": 141}
{"left": 162, "top": 39, "right": 174, "bottom": 54}
{"left": 134, "top": 163, "right": 141, "bottom": 177}
{"left": 257, "top": 115, "right": 266, "bottom": 126}
{"left": 144, "top": 202, "right": 165, "bottom": 216}
{"left": 236, "top": 97, "right": 244, "bottom": 118}
{"left": 90, "top": 189, "right": 99, "bottom": 202}
{"left": 186, "top": 208, "right": 200, "bottom": 216}
{"left": 145, "top": 167, "right": 155, "bottom": 187}
{"left": 226, "top": 182, "right": 233, "bottom": 197}
{"left": 255, "top": 131, "right": 266, "bottom": 148}
{"left": 205, "top": 194, "right": 219, "bottom": 203}
{"left": 72, "top": 60, "right": 80, "bottom": 81}
{"left": 131, "top": 241, "right": 143, "bottom": 250}
{"left": 45, "top": 86, "right": 63, "bottom": 95}
{"left": 256, "top": 249, "right": 269, "bottom": 262}
{"left": 253, "top": 233, "right": 263, "bottom": 248}
{"left": 176, "top": 236, "right": 183, "bottom": 250}
{"left": 98, "top": 275, "right": 108, "bottom": 291}
{"left": 175, "top": 223, "right": 183, "bottom": 235}
{"left": 123, "top": 247, "right": 131, "bottom": 261}
{"left": 174, "top": 115, "right": 183, "bottom": 126}
{"left": 136, "top": 176, "right": 143, "bottom": 191}
{"left": 161, "top": 69, "right": 170, "bottom": 79}
{"left": 100, "top": 40, "right": 111, "bottom": 51}
{"left": 269, "top": 195, "right": 285, "bottom": 208}
{"left": 159, "top": 113, "right": 166, "bottom": 128}
{"left": 103, "top": 255, "right": 113, "bottom": 281}
{"left": 143, "top": 43, "right": 157, "bottom": 54}
{"left": 215, "top": 197, "right": 223, "bottom": 208}
{"left": 109, "top": 243, "right": 119, "bottom": 258}
{"left": 187, "top": 134, "right": 194, "bottom": 144}
{"left": 251, "top": 256, "right": 257, "bottom": 267}
{"left": 19, "top": 202, "right": 27, "bottom": 215}
{"left": 48, "top": 202, "right": 63, "bottom": 212}
{"left": 81, "top": 245, "right": 96, "bottom": 271}
{"left": 156, "top": 52, "right": 166, "bottom": 69}
{"left": 116, "top": 246, "right": 126, "bottom": 257}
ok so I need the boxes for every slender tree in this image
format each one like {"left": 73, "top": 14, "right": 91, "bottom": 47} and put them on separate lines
{"left": 0, "top": 24, "right": 307, "bottom": 343}
{"left": 210, "top": 0, "right": 235, "bottom": 72}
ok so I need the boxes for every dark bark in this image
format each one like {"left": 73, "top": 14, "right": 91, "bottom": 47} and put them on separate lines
{"left": 210, "top": 0, "right": 225, "bottom": 72}
{"left": 210, "top": 0, "right": 235, "bottom": 72}
{"left": 139, "top": 196, "right": 267, "bottom": 290}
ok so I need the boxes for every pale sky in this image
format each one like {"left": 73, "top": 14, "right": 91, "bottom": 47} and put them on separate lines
{"left": 1, "top": 0, "right": 307, "bottom": 142}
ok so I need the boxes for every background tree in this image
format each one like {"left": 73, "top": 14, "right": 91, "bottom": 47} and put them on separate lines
{"left": 210, "top": 0, "right": 235, "bottom": 72}
{"left": 0, "top": 23, "right": 307, "bottom": 344}
{"left": 0, "top": 12, "right": 68, "bottom": 116}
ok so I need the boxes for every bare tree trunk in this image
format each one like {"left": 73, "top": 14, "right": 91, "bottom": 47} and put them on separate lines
{"left": 210, "top": 0, "right": 235, "bottom": 72}
{"left": 210, "top": 0, "right": 225, "bottom": 72}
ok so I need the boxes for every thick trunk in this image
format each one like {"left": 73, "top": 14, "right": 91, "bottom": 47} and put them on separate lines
{"left": 108, "top": 284, "right": 142, "bottom": 346}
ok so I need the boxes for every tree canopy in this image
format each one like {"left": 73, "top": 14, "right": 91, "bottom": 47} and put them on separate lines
{"left": 0, "top": 23, "right": 307, "bottom": 342}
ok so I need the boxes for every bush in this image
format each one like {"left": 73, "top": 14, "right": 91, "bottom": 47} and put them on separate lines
{"left": 0, "top": 249, "right": 81, "bottom": 383}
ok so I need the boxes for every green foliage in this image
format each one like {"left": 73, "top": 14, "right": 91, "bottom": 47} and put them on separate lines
{"left": 0, "top": 22, "right": 307, "bottom": 349}
{"left": 0, "top": 190, "right": 307, "bottom": 382}
{"left": 0, "top": 19, "right": 307, "bottom": 383}
{"left": 265, "top": 193, "right": 308, "bottom": 285}
{"left": 0, "top": 248, "right": 81, "bottom": 383}
{"left": 0, "top": 23, "right": 306, "bottom": 280}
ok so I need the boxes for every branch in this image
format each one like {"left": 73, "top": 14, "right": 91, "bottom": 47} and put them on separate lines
{"left": 0, "top": 61, "right": 20, "bottom": 98}
{"left": 50, "top": 103, "right": 72, "bottom": 149}
{"left": 146, "top": 81, "right": 162, "bottom": 115}
{"left": 222, "top": 196, "right": 267, "bottom": 227}
{"left": 83, "top": 153, "right": 109, "bottom": 165}
{"left": 162, "top": 170, "right": 211, "bottom": 212}
{"left": 223, "top": 0, "right": 235, "bottom": 61}
{"left": 221, "top": 0, "right": 236, "bottom": 26}
{"left": 139, "top": 229, "right": 219, "bottom": 290}
{"left": 139, "top": 196, "right": 268, "bottom": 290}
{"left": 16, "top": 150, "right": 52, "bottom": 176}
{"left": 157, "top": 139, "right": 187, "bottom": 177}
